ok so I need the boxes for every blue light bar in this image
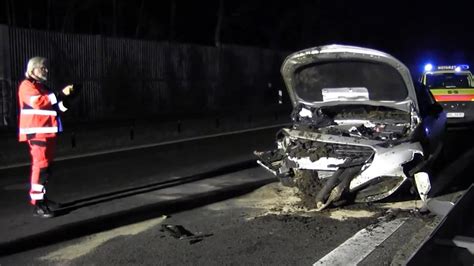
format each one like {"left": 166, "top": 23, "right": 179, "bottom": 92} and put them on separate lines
{"left": 437, "top": 64, "right": 470, "bottom": 71}
{"left": 424, "top": 64, "right": 433, "bottom": 72}
{"left": 424, "top": 64, "right": 470, "bottom": 72}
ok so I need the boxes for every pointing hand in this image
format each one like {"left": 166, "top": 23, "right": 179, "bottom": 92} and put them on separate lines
{"left": 62, "top": 85, "right": 74, "bottom": 96}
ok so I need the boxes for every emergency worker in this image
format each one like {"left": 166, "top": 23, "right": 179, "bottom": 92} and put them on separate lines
{"left": 17, "top": 57, "right": 74, "bottom": 218}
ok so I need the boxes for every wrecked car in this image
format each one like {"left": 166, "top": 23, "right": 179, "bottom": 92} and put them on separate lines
{"left": 256, "top": 44, "right": 446, "bottom": 211}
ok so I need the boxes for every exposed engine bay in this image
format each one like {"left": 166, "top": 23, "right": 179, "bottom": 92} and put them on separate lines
{"left": 255, "top": 104, "right": 426, "bottom": 211}
{"left": 292, "top": 104, "right": 413, "bottom": 141}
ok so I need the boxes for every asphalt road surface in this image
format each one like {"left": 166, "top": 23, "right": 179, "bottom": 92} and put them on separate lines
{"left": 0, "top": 126, "right": 473, "bottom": 265}
{"left": 0, "top": 171, "right": 459, "bottom": 265}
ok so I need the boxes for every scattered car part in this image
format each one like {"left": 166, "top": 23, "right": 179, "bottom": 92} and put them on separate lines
{"left": 161, "top": 224, "right": 213, "bottom": 244}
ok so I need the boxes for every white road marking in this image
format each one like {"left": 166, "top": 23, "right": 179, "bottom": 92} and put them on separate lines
{"left": 40, "top": 215, "right": 167, "bottom": 262}
{"left": 314, "top": 218, "right": 407, "bottom": 266}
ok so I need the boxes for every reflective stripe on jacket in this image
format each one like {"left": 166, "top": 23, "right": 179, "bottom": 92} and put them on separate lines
{"left": 17, "top": 78, "right": 66, "bottom": 141}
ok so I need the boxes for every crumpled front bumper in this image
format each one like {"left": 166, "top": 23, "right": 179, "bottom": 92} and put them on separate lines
{"left": 255, "top": 128, "right": 424, "bottom": 204}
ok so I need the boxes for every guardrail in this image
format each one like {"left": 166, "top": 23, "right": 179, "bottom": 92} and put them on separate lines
{"left": 406, "top": 184, "right": 474, "bottom": 265}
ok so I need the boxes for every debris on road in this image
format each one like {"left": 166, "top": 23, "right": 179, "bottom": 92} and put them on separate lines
{"left": 160, "top": 224, "right": 213, "bottom": 244}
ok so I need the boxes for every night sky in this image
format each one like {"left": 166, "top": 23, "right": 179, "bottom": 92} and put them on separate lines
{"left": 2, "top": 0, "right": 474, "bottom": 75}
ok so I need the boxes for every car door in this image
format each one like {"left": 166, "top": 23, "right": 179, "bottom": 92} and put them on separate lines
{"left": 414, "top": 81, "right": 447, "bottom": 155}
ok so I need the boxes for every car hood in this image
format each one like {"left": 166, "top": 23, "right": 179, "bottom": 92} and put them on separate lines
{"left": 281, "top": 44, "right": 419, "bottom": 113}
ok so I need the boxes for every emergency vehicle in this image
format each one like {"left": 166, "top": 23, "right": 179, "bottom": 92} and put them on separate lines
{"left": 421, "top": 64, "right": 474, "bottom": 124}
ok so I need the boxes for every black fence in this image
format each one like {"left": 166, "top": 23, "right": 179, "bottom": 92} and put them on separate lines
{"left": 0, "top": 25, "right": 291, "bottom": 128}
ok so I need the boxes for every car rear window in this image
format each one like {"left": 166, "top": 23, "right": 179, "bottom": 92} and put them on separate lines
{"left": 294, "top": 60, "right": 408, "bottom": 102}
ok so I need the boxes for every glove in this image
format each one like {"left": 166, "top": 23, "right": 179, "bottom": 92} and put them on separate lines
{"left": 62, "top": 85, "right": 74, "bottom": 96}
{"left": 61, "top": 84, "right": 82, "bottom": 99}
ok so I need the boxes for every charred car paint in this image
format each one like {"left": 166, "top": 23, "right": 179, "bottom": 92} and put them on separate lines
{"left": 256, "top": 45, "right": 446, "bottom": 210}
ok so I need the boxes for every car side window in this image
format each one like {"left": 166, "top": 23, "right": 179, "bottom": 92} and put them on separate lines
{"left": 413, "top": 81, "right": 434, "bottom": 116}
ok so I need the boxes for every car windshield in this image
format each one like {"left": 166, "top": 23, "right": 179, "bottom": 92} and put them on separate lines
{"left": 293, "top": 60, "right": 408, "bottom": 102}
{"left": 425, "top": 73, "right": 472, "bottom": 88}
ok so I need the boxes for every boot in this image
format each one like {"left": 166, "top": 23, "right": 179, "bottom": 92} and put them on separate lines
{"left": 33, "top": 200, "right": 55, "bottom": 218}
{"left": 43, "top": 196, "right": 62, "bottom": 210}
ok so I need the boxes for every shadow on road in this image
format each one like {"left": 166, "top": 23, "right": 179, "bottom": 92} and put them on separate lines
{"left": 53, "top": 161, "right": 257, "bottom": 216}
{"left": 429, "top": 126, "right": 474, "bottom": 197}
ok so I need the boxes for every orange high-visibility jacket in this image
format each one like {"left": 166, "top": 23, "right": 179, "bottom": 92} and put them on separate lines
{"left": 17, "top": 78, "right": 67, "bottom": 141}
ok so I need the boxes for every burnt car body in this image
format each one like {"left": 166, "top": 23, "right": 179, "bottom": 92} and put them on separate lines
{"left": 256, "top": 45, "right": 446, "bottom": 210}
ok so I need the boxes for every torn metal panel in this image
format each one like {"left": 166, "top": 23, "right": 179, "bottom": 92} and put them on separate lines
{"left": 277, "top": 129, "right": 423, "bottom": 203}
{"left": 287, "top": 157, "right": 345, "bottom": 171}
{"left": 349, "top": 141, "right": 423, "bottom": 190}
{"left": 281, "top": 128, "right": 383, "bottom": 147}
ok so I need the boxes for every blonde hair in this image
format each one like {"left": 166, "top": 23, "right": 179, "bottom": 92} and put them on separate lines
{"left": 25, "top": 57, "right": 48, "bottom": 78}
